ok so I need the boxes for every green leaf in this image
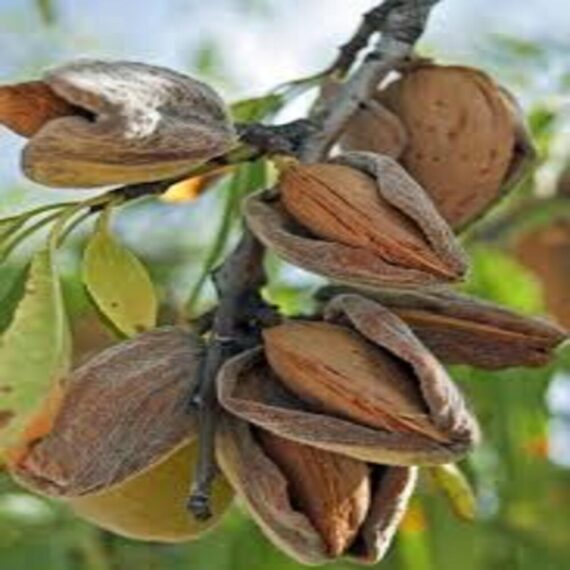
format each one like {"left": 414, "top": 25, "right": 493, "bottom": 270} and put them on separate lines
{"left": 0, "top": 217, "right": 24, "bottom": 242}
{"left": 262, "top": 284, "right": 317, "bottom": 317}
{"left": 0, "top": 266, "right": 27, "bottom": 334}
{"left": 82, "top": 213, "right": 157, "bottom": 337}
{"left": 426, "top": 464, "right": 477, "bottom": 522}
{"left": 489, "top": 34, "right": 544, "bottom": 61}
{"left": 231, "top": 94, "right": 284, "bottom": 122}
{"left": 0, "top": 247, "right": 70, "bottom": 452}
{"left": 527, "top": 106, "right": 557, "bottom": 139}
{"left": 194, "top": 40, "right": 226, "bottom": 78}
{"left": 463, "top": 245, "right": 543, "bottom": 314}
{"left": 185, "top": 160, "right": 268, "bottom": 314}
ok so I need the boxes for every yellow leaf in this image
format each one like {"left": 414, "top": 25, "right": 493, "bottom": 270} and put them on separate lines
{"left": 162, "top": 177, "right": 205, "bottom": 203}
{"left": 161, "top": 170, "right": 228, "bottom": 203}
{"left": 427, "top": 463, "right": 477, "bottom": 522}
{"left": 82, "top": 217, "right": 157, "bottom": 337}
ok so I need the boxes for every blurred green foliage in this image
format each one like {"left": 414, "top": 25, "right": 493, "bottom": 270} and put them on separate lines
{"left": 1, "top": 2, "right": 570, "bottom": 569}
{"left": 34, "top": 0, "right": 57, "bottom": 26}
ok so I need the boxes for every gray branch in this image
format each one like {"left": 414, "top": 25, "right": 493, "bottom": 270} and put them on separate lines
{"left": 187, "top": 0, "right": 442, "bottom": 519}
{"left": 302, "top": 0, "right": 440, "bottom": 162}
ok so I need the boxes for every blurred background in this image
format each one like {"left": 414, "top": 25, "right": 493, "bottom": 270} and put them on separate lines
{"left": 0, "top": 1, "right": 570, "bottom": 569}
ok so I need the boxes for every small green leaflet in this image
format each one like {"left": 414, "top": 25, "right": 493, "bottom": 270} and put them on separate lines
{"left": 427, "top": 463, "right": 477, "bottom": 522}
{"left": 0, "top": 216, "right": 25, "bottom": 244}
{"left": 0, "top": 247, "right": 71, "bottom": 452}
{"left": 185, "top": 160, "right": 269, "bottom": 314}
{"left": 82, "top": 211, "right": 157, "bottom": 337}
{"left": 35, "top": 0, "right": 57, "bottom": 26}
{"left": 231, "top": 94, "right": 284, "bottom": 122}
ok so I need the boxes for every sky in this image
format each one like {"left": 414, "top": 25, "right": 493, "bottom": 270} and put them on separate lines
{"left": 0, "top": 0, "right": 569, "bottom": 97}
{"left": 0, "top": 0, "right": 568, "bottom": 202}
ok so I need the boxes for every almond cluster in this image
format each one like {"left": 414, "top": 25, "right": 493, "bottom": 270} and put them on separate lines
{"left": 2, "top": 60, "right": 567, "bottom": 566}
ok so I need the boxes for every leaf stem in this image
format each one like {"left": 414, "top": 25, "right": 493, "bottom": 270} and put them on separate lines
{"left": 0, "top": 210, "right": 63, "bottom": 262}
{"left": 184, "top": 169, "right": 245, "bottom": 315}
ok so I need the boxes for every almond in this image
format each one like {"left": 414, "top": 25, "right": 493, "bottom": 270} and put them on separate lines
{"left": 380, "top": 64, "right": 518, "bottom": 228}
{"left": 340, "top": 99, "right": 408, "bottom": 158}
{"left": 263, "top": 321, "right": 449, "bottom": 443}
{"left": 279, "top": 163, "right": 455, "bottom": 279}
{"left": 14, "top": 60, "right": 235, "bottom": 188}
{"left": 8, "top": 327, "right": 234, "bottom": 541}
{"left": 258, "top": 430, "right": 371, "bottom": 557}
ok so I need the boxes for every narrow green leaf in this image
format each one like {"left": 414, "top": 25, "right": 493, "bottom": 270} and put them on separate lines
{"left": 0, "top": 217, "right": 17, "bottom": 229}
{"left": 35, "top": 0, "right": 57, "bottom": 26}
{"left": 0, "top": 217, "right": 24, "bottom": 243}
{"left": 427, "top": 464, "right": 477, "bottom": 522}
{"left": 231, "top": 94, "right": 284, "bottom": 122}
{"left": 194, "top": 40, "right": 226, "bottom": 79}
{"left": 0, "top": 247, "right": 70, "bottom": 452}
{"left": 82, "top": 213, "right": 157, "bottom": 337}
{"left": 185, "top": 161, "right": 267, "bottom": 314}
{"left": 464, "top": 245, "right": 543, "bottom": 314}
{"left": 0, "top": 202, "right": 78, "bottom": 249}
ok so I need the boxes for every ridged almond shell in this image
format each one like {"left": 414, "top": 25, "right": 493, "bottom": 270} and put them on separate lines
{"left": 280, "top": 163, "right": 457, "bottom": 280}
{"left": 258, "top": 429, "right": 371, "bottom": 557}
{"left": 218, "top": 297, "right": 478, "bottom": 467}
{"left": 263, "top": 321, "right": 449, "bottom": 443}
{"left": 217, "top": 414, "right": 417, "bottom": 565}
{"left": 380, "top": 64, "right": 518, "bottom": 229}
{"left": 0, "top": 80, "right": 79, "bottom": 137}
{"left": 245, "top": 152, "right": 467, "bottom": 289}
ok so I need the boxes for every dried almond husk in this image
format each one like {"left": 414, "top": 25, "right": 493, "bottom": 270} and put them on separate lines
{"left": 217, "top": 414, "right": 416, "bottom": 565}
{"left": 245, "top": 152, "right": 467, "bottom": 289}
{"left": 379, "top": 64, "right": 534, "bottom": 229}
{"left": 0, "top": 80, "right": 80, "bottom": 137}
{"left": 515, "top": 220, "right": 570, "bottom": 330}
{"left": 8, "top": 327, "right": 233, "bottom": 541}
{"left": 1, "top": 60, "right": 236, "bottom": 188}
{"left": 217, "top": 294, "right": 478, "bottom": 466}
{"left": 317, "top": 286, "right": 567, "bottom": 369}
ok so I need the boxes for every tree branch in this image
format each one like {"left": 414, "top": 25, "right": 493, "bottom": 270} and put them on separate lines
{"left": 187, "top": 0, "right": 441, "bottom": 519}
{"left": 326, "top": 0, "right": 402, "bottom": 77}
{"left": 188, "top": 228, "right": 278, "bottom": 519}
{"left": 102, "top": 120, "right": 316, "bottom": 207}
{"left": 303, "top": 0, "right": 440, "bottom": 162}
